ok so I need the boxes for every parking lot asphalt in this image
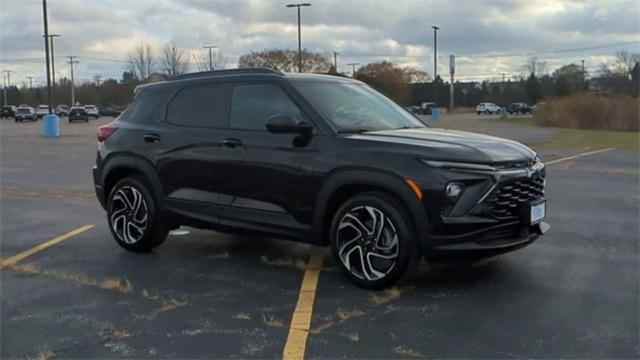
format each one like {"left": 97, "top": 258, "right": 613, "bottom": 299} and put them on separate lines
{"left": 1, "top": 116, "right": 638, "bottom": 358}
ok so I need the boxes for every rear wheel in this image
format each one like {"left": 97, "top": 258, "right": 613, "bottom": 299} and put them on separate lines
{"left": 330, "top": 192, "right": 420, "bottom": 289}
{"left": 107, "top": 177, "right": 168, "bottom": 252}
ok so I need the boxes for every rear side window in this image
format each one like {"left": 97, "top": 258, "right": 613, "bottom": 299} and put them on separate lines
{"left": 166, "top": 83, "right": 230, "bottom": 128}
{"left": 229, "top": 83, "right": 302, "bottom": 131}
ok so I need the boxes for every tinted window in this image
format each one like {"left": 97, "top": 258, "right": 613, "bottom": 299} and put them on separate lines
{"left": 230, "top": 83, "right": 302, "bottom": 131}
{"left": 166, "top": 83, "right": 230, "bottom": 128}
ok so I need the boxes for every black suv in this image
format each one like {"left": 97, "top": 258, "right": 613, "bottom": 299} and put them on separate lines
{"left": 93, "top": 69, "right": 548, "bottom": 289}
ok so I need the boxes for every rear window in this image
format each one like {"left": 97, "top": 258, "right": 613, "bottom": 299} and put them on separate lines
{"left": 118, "top": 87, "right": 171, "bottom": 124}
{"left": 166, "top": 82, "right": 231, "bottom": 128}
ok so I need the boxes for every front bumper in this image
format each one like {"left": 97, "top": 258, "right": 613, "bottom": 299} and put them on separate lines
{"left": 430, "top": 220, "right": 549, "bottom": 251}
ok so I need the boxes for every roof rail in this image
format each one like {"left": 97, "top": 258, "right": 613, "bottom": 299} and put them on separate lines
{"left": 173, "top": 68, "right": 283, "bottom": 80}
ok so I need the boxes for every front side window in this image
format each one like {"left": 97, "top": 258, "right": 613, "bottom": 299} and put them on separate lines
{"left": 229, "top": 83, "right": 303, "bottom": 131}
{"left": 292, "top": 81, "right": 424, "bottom": 133}
{"left": 166, "top": 83, "right": 230, "bottom": 128}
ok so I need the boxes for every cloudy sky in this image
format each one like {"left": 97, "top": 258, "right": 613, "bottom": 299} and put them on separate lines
{"left": 1, "top": 0, "right": 639, "bottom": 87}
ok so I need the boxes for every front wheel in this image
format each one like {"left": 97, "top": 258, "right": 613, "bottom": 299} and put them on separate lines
{"left": 330, "top": 192, "right": 420, "bottom": 289}
{"left": 107, "top": 177, "right": 168, "bottom": 252}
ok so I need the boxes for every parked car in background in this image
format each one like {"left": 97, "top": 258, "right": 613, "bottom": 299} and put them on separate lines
{"left": 1, "top": 105, "right": 17, "bottom": 119}
{"left": 508, "top": 102, "right": 532, "bottom": 115}
{"left": 84, "top": 105, "right": 100, "bottom": 119}
{"left": 18, "top": 104, "right": 30, "bottom": 109}
{"left": 14, "top": 107, "right": 36, "bottom": 122}
{"left": 69, "top": 107, "right": 89, "bottom": 122}
{"left": 404, "top": 106, "right": 420, "bottom": 114}
{"left": 476, "top": 102, "right": 501, "bottom": 115}
{"left": 55, "top": 105, "right": 70, "bottom": 117}
{"left": 419, "top": 102, "right": 436, "bottom": 115}
{"left": 97, "top": 105, "right": 121, "bottom": 117}
{"left": 35, "top": 104, "right": 50, "bottom": 118}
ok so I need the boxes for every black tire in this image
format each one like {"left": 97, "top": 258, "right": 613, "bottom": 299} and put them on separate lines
{"left": 476, "top": 111, "right": 481, "bottom": 115}
{"left": 330, "top": 192, "right": 421, "bottom": 290}
{"left": 107, "top": 177, "right": 168, "bottom": 252}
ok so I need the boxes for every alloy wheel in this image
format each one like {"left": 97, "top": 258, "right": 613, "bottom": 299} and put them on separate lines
{"left": 110, "top": 186, "right": 149, "bottom": 244}
{"left": 336, "top": 205, "right": 400, "bottom": 281}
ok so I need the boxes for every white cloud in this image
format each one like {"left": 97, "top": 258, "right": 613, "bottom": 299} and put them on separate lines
{"left": 0, "top": 0, "right": 638, "bottom": 86}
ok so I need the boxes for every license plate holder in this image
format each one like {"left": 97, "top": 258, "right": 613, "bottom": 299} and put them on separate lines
{"left": 529, "top": 200, "right": 546, "bottom": 225}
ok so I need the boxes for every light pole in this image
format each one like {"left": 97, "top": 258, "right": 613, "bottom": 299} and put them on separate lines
{"left": 27, "top": 76, "right": 34, "bottom": 89}
{"left": 41, "top": 0, "right": 53, "bottom": 114}
{"left": 44, "top": 34, "right": 60, "bottom": 105}
{"left": 431, "top": 25, "right": 439, "bottom": 105}
{"left": 286, "top": 3, "right": 311, "bottom": 73}
{"left": 3, "top": 70, "right": 14, "bottom": 105}
{"left": 203, "top": 45, "right": 217, "bottom": 71}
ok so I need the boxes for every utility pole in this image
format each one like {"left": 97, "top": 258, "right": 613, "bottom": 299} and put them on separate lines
{"left": 449, "top": 55, "right": 455, "bottom": 110}
{"left": 499, "top": 72, "right": 508, "bottom": 104}
{"left": 333, "top": 51, "right": 339, "bottom": 71}
{"left": 66, "top": 56, "right": 78, "bottom": 106}
{"left": 27, "top": 76, "right": 34, "bottom": 89}
{"left": 203, "top": 45, "right": 217, "bottom": 71}
{"left": 286, "top": 3, "right": 312, "bottom": 73}
{"left": 3, "top": 70, "right": 14, "bottom": 105}
{"left": 431, "top": 25, "right": 439, "bottom": 105}
{"left": 94, "top": 74, "right": 102, "bottom": 105}
{"left": 581, "top": 59, "right": 586, "bottom": 89}
{"left": 347, "top": 63, "right": 360, "bottom": 77}
{"left": 44, "top": 34, "right": 60, "bottom": 105}
{"left": 42, "top": 0, "right": 53, "bottom": 114}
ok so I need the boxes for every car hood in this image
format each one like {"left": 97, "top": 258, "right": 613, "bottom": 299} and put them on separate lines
{"left": 344, "top": 127, "right": 536, "bottom": 164}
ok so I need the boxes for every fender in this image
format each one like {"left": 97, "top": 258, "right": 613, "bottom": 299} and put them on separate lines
{"left": 311, "top": 169, "right": 430, "bottom": 254}
{"left": 100, "top": 153, "right": 165, "bottom": 207}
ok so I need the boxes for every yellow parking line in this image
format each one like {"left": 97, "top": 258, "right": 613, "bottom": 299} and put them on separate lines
{"left": 283, "top": 253, "right": 324, "bottom": 360}
{"left": 0, "top": 224, "right": 94, "bottom": 269}
{"left": 545, "top": 148, "right": 615, "bottom": 165}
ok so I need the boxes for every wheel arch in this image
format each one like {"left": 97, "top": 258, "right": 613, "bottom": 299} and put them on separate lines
{"left": 311, "top": 169, "right": 429, "bottom": 253}
{"left": 101, "top": 153, "right": 165, "bottom": 207}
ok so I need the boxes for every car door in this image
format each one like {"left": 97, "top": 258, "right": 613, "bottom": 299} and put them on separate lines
{"left": 215, "top": 81, "right": 316, "bottom": 236}
{"left": 154, "top": 81, "right": 237, "bottom": 223}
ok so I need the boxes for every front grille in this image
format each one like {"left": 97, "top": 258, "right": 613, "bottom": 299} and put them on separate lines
{"left": 484, "top": 174, "right": 545, "bottom": 218}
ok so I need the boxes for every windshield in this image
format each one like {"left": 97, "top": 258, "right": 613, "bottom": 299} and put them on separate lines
{"left": 292, "top": 81, "right": 425, "bottom": 133}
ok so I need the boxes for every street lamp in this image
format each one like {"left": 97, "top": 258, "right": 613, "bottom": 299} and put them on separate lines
{"left": 203, "top": 45, "right": 217, "bottom": 71}
{"left": 431, "top": 25, "right": 439, "bottom": 105}
{"left": 44, "top": 34, "right": 61, "bottom": 105}
{"left": 42, "top": 0, "right": 53, "bottom": 114}
{"left": 286, "top": 3, "right": 311, "bottom": 73}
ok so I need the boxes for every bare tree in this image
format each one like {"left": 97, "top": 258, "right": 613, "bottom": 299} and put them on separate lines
{"left": 599, "top": 50, "right": 640, "bottom": 77}
{"left": 191, "top": 51, "right": 229, "bottom": 72}
{"left": 238, "top": 49, "right": 331, "bottom": 73}
{"left": 127, "top": 43, "right": 155, "bottom": 80}
{"left": 523, "top": 57, "right": 547, "bottom": 77}
{"left": 161, "top": 44, "right": 189, "bottom": 78}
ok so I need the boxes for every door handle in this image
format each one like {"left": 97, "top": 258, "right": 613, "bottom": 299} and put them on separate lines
{"left": 222, "top": 138, "right": 243, "bottom": 148}
{"left": 143, "top": 133, "right": 161, "bottom": 143}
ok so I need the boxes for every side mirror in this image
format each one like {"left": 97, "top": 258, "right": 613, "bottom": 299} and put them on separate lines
{"left": 266, "top": 114, "right": 313, "bottom": 135}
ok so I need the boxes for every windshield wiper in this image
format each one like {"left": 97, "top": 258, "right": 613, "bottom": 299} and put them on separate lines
{"left": 337, "top": 129, "right": 371, "bottom": 134}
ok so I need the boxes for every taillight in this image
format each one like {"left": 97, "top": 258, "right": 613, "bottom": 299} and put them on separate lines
{"left": 97, "top": 123, "right": 118, "bottom": 142}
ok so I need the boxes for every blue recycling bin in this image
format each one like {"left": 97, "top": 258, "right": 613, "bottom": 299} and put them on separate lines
{"left": 431, "top": 107, "right": 440, "bottom": 121}
{"left": 43, "top": 114, "right": 60, "bottom": 137}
